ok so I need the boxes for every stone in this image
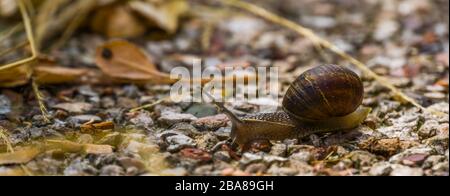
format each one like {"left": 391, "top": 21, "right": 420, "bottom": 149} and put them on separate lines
{"left": 129, "top": 111, "right": 154, "bottom": 131}
{"left": 431, "top": 162, "right": 449, "bottom": 176}
{"left": 53, "top": 102, "right": 93, "bottom": 114}
{"left": 290, "top": 161, "right": 314, "bottom": 176}
{"left": 222, "top": 16, "right": 266, "bottom": 45}
{"left": 160, "top": 167, "right": 188, "bottom": 176}
{"left": 240, "top": 153, "right": 263, "bottom": 166}
{"left": 213, "top": 151, "right": 231, "bottom": 163}
{"left": 290, "top": 151, "right": 312, "bottom": 163}
{"left": 78, "top": 85, "right": 99, "bottom": 97}
{"left": 263, "top": 155, "right": 288, "bottom": 164}
{"left": 117, "top": 97, "right": 138, "bottom": 109}
{"left": 369, "top": 162, "right": 392, "bottom": 176}
{"left": 196, "top": 133, "right": 219, "bottom": 151}
{"left": 63, "top": 158, "right": 98, "bottom": 176}
{"left": 348, "top": 151, "right": 378, "bottom": 168}
{"left": 99, "top": 165, "right": 125, "bottom": 176}
{"left": 401, "top": 154, "right": 428, "bottom": 166}
{"left": 418, "top": 120, "right": 439, "bottom": 139}
{"left": 301, "top": 16, "right": 337, "bottom": 29}
{"left": 389, "top": 146, "right": 434, "bottom": 164}
{"left": 267, "top": 165, "right": 298, "bottom": 176}
{"left": 125, "top": 140, "right": 160, "bottom": 154}
{"left": 390, "top": 164, "right": 423, "bottom": 176}
{"left": 186, "top": 104, "right": 218, "bottom": 118}
{"left": 118, "top": 157, "right": 147, "bottom": 172}
{"left": 374, "top": 20, "right": 399, "bottom": 41}
{"left": 377, "top": 109, "right": 422, "bottom": 140}
{"left": 101, "top": 97, "right": 115, "bottom": 108}
{"left": 424, "top": 92, "right": 446, "bottom": 100}
{"left": 425, "top": 135, "right": 449, "bottom": 154}
{"left": 423, "top": 155, "right": 446, "bottom": 169}
{"left": 170, "top": 123, "right": 201, "bottom": 137}
{"left": 158, "top": 111, "right": 197, "bottom": 127}
{"left": 214, "top": 127, "right": 231, "bottom": 140}
{"left": 270, "top": 143, "right": 287, "bottom": 157}
{"left": 166, "top": 134, "right": 196, "bottom": 152}
{"left": 67, "top": 115, "right": 102, "bottom": 124}
{"left": 191, "top": 114, "right": 229, "bottom": 132}
{"left": 245, "top": 163, "right": 267, "bottom": 174}
{"left": 0, "top": 95, "right": 11, "bottom": 115}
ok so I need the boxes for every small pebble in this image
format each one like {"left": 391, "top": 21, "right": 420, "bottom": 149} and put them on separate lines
{"left": 100, "top": 165, "right": 125, "bottom": 176}
{"left": 158, "top": 111, "right": 197, "bottom": 127}
{"left": 369, "top": 162, "right": 392, "bottom": 176}
{"left": 191, "top": 114, "right": 229, "bottom": 132}
{"left": 0, "top": 95, "right": 11, "bottom": 115}
{"left": 67, "top": 115, "right": 102, "bottom": 124}
{"left": 166, "top": 134, "right": 196, "bottom": 152}
{"left": 424, "top": 92, "right": 446, "bottom": 100}
{"left": 161, "top": 167, "right": 188, "bottom": 176}
{"left": 390, "top": 164, "right": 423, "bottom": 176}
{"left": 53, "top": 102, "right": 93, "bottom": 114}
{"left": 129, "top": 111, "right": 154, "bottom": 131}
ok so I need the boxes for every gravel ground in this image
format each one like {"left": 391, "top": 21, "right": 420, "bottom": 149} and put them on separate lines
{"left": 0, "top": 0, "right": 448, "bottom": 176}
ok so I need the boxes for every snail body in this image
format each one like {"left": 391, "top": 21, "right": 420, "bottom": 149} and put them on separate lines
{"left": 209, "top": 64, "right": 371, "bottom": 148}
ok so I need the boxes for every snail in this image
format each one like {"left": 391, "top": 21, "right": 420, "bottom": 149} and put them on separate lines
{"left": 206, "top": 64, "right": 371, "bottom": 149}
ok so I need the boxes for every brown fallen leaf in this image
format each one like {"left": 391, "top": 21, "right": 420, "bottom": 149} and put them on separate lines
{"left": 0, "top": 147, "right": 42, "bottom": 165}
{"left": 34, "top": 64, "right": 89, "bottom": 85}
{"left": 46, "top": 140, "right": 113, "bottom": 154}
{"left": 91, "top": 5, "right": 146, "bottom": 38}
{"left": 0, "top": 167, "right": 26, "bottom": 176}
{"left": 129, "top": 0, "right": 188, "bottom": 34}
{"left": 96, "top": 40, "right": 256, "bottom": 84}
{"left": 0, "top": 64, "right": 32, "bottom": 88}
{"left": 95, "top": 39, "right": 174, "bottom": 84}
{"left": 81, "top": 121, "right": 115, "bottom": 133}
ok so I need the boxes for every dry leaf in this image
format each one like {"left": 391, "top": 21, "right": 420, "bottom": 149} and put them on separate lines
{"left": 0, "top": 167, "right": 26, "bottom": 176}
{"left": 46, "top": 140, "right": 113, "bottom": 154}
{"left": 34, "top": 64, "right": 89, "bottom": 85}
{"left": 0, "top": 64, "right": 32, "bottom": 88}
{"left": 96, "top": 40, "right": 257, "bottom": 85}
{"left": 91, "top": 5, "right": 147, "bottom": 38}
{"left": 81, "top": 121, "right": 115, "bottom": 133}
{"left": 95, "top": 39, "right": 175, "bottom": 84}
{"left": 0, "top": 147, "right": 42, "bottom": 165}
{"left": 129, "top": 0, "right": 188, "bottom": 34}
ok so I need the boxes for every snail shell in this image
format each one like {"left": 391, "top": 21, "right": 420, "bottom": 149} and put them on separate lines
{"left": 282, "top": 64, "right": 364, "bottom": 121}
{"left": 208, "top": 64, "right": 370, "bottom": 149}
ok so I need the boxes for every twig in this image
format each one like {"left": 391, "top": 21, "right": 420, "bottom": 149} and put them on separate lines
{"left": 0, "top": 127, "right": 14, "bottom": 153}
{"left": 201, "top": 21, "right": 214, "bottom": 51}
{"left": 35, "top": 0, "right": 97, "bottom": 50}
{"left": 35, "top": 0, "right": 70, "bottom": 49}
{"left": 0, "top": 40, "right": 28, "bottom": 58}
{"left": 130, "top": 98, "right": 167, "bottom": 113}
{"left": 23, "top": 0, "right": 35, "bottom": 17}
{"left": 221, "top": 0, "right": 444, "bottom": 116}
{"left": 0, "top": 126, "right": 33, "bottom": 176}
{"left": 50, "top": 9, "right": 88, "bottom": 51}
{"left": 0, "top": 23, "right": 23, "bottom": 44}
{"left": 0, "top": 0, "right": 38, "bottom": 71}
{"left": 32, "top": 79, "right": 51, "bottom": 123}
